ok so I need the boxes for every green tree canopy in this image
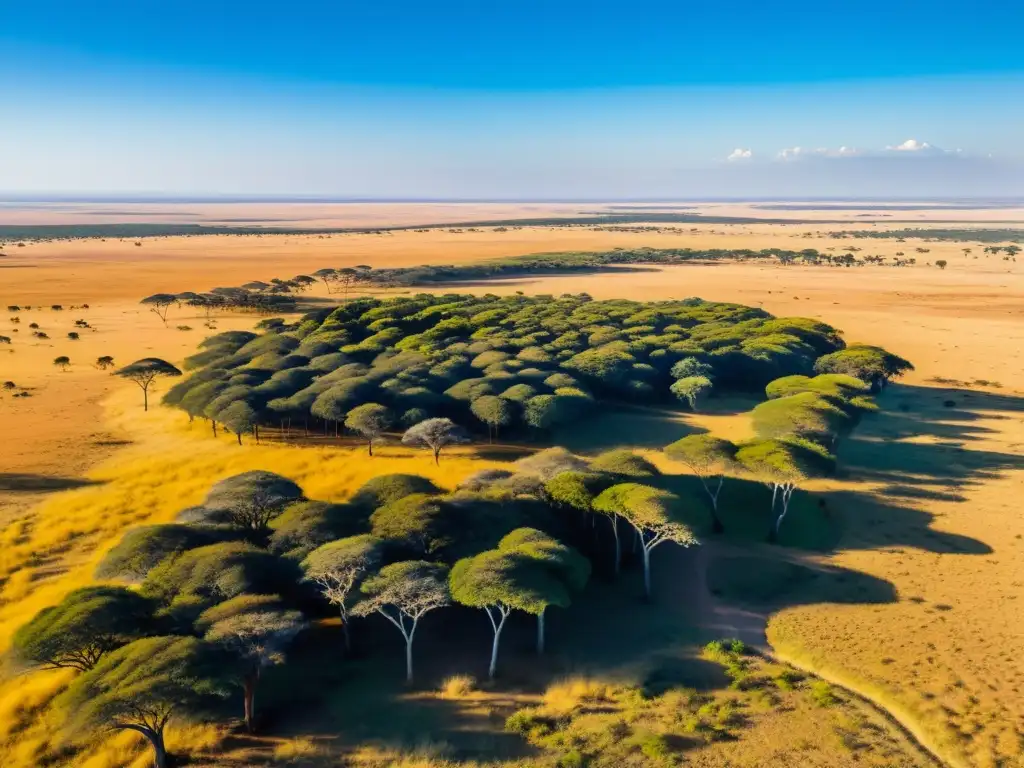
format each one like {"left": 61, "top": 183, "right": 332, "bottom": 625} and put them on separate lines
{"left": 813, "top": 344, "right": 913, "bottom": 390}
{"left": 369, "top": 494, "right": 453, "bottom": 557}
{"left": 56, "top": 635, "right": 230, "bottom": 768}
{"left": 349, "top": 473, "right": 441, "bottom": 511}
{"left": 663, "top": 434, "right": 737, "bottom": 533}
{"left": 470, "top": 395, "right": 515, "bottom": 441}
{"left": 218, "top": 400, "right": 259, "bottom": 445}
{"left": 497, "top": 528, "right": 590, "bottom": 653}
{"left": 12, "top": 586, "right": 156, "bottom": 672}
{"left": 95, "top": 524, "right": 230, "bottom": 582}
{"left": 198, "top": 594, "right": 305, "bottom": 732}
{"left": 670, "top": 375, "right": 713, "bottom": 410}
{"left": 267, "top": 500, "right": 367, "bottom": 559}
{"left": 593, "top": 483, "right": 697, "bottom": 598}
{"left": 735, "top": 438, "right": 831, "bottom": 542}
{"left": 141, "top": 542, "right": 300, "bottom": 628}
{"left": 345, "top": 402, "right": 393, "bottom": 455}
{"left": 450, "top": 550, "right": 568, "bottom": 678}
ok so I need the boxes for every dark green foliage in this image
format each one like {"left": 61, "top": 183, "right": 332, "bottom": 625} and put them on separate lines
{"left": 141, "top": 543, "right": 301, "bottom": 627}
{"left": 183, "top": 471, "right": 304, "bottom": 530}
{"left": 813, "top": 344, "right": 913, "bottom": 390}
{"left": 95, "top": 524, "right": 231, "bottom": 581}
{"left": 12, "top": 586, "right": 156, "bottom": 672}
{"left": 56, "top": 636, "right": 230, "bottom": 768}
{"left": 590, "top": 449, "right": 659, "bottom": 478}
{"left": 168, "top": 292, "right": 867, "bottom": 441}
{"left": 268, "top": 501, "right": 369, "bottom": 558}
{"left": 349, "top": 473, "right": 441, "bottom": 511}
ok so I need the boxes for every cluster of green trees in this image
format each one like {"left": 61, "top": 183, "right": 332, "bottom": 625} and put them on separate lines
{"left": 12, "top": 453, "right": 701, "bottom": 766}
{"left": 829, "top": 228, "right": 1024, "bottom": 244}
{"left": 159, "top": 293, "right": 866, "bottom": 444}
{"left": 664, "top": 367, "right": 897, "bottom": 542}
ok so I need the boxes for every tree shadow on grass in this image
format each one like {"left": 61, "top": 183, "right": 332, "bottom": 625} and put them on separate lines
{"left": 552, "top": 403, "right": 704, "bottom": 453}
{"left": 0, "top": 473, "right": 103, "bottom": 493}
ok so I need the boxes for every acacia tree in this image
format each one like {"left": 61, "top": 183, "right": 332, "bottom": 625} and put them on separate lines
{"left": 56, "top": 636, "right": 230, "bottom": 768}
{"left": 543, "top": 470, "right": 620, "bottom": 569}
{"left": 219, "top": 400, "right": 259, "bottom": 445}
{"left": 401, "top": 417, "right": 469, "bottom": 464}
{"left": 96, "top": 355, "right": 115, "bottom": 370}
{"left": 198, "top": 595, "right": 305, "bottom": 732}
{"left": 12, "top": 586, "right": 155, "bottom": 672}
{"left": 345, "top": 402, "right": 393, "bottom": 456}
{"left": 450, "top": 550, "right": 565, "bottom": 678}
{"left": 736, "top": 439, "right": 825, "bottom": 543}
{"left": 140, "top": 293, "right": 179, "bottom": 325}
{"left": 594, "top": 484, "right": 697, "bottom": 598}
{"left": 670, "top": 375, "right": 713, "bottom": 410}
{"left": 351, "top": 561, "right": 450, "bottom": 683}
{"left": 53, "top": 356, "right": 71, "bottom": 372}
{"left": 302, "top": 535, "right": 384, "bottom": 652}
{"left": 497, "top": 528, "right": 590, "bottom": 654}
{"left": 470, "top": 395, "right": 514, "bottom": 442}
{"left": 114, "top": 358, "right": 183, "bottom": 411}
{"left": 664, "top": 434, "right": 736, "bottom": 533}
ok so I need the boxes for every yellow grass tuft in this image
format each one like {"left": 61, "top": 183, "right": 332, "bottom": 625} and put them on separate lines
{"left": 273, "top": 736, "right": 326, "bottom": 761}
{"left": 439, "top": 674, "right": 477, "bottom": 700}
{"left": 540, "top": 677, "right": 613, "bottom": 717}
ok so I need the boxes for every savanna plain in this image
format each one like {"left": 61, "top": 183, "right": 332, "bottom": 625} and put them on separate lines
{"left": 1, "top": 201, "right": 1023, "bottom": 768}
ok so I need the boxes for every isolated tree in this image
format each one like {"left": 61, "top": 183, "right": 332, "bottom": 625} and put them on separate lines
{"left": 345, "top": 402, "right": 393, "bottom": 456}
{"left": 114, "top": 358, "right": 183, "bottom": 411}
{"left": 450, "top": 550, "right": 565, "bottom": 678}
{"left": 935, "top": 260, "right": 948, "bottom": 270}
{"left": 593, "top": 483, "right": 697, "bottom": 598}
{"left": 813, "top": 344, "right": 913, "bottom": 390}
{"left": 670, "top": 375, "right": 713, "bottom": 410}
{"left": 670, "top": 357, "right": 714, "bottom": 380}
{"left": 56, "top": 636, "right": 229, "bottom": 768}
{"left": 191, "top": 471, "right": 304, "bottom": 531}
{"left": 735, "top": 438, "right": 825, "bottom": 542}
{"left": 219, "top": 400, "right": 259, "bottom": 445}
{"left": 140, "top": 293, "right": 179, "bottom": 325}
{"left": 12, "top": 586, "right": 155, "bottom": 672}
{"left": 402, "top": 417, "right": 469, "bottom": 464}
{"left": 497, "top": 528, "right": 590, "bottom": 653}
{"left": 302, "top": 535, "right": 384, "bottom": 652}
{"left": 67, "top": 331, "right": 80, "bottom": 340}
{"left": 470, "top": 395, "right": 515, "bottom": 442}
{"left": 53, "top": 355, "right": 71, "bottom": 372}
{"left": 96, "top": 355, "right": 115, "bottom": 370}
{"left": 198, "top": 595, "right": 305, "bottom": 732}
{"left": 351, "top": 561, "right": 451, "bottom": 683}
{"left": 664, "top": 434, "right": 736, "bottom": 533}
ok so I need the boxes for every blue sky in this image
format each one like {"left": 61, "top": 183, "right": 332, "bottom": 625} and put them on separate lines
{"left": 2, "top": 0, "right": 1023, "bottom": 198}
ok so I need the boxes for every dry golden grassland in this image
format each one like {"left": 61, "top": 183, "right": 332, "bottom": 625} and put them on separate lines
{"left": 2, "top": 204, "right": 1024, "bottom": 766}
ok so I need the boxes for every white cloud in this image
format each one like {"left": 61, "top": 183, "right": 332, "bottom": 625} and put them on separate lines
{"left": 726, "top": 147, "right": 752, "bottom": 161}
{"left": 887, "top": 138, "right": 932, "bottom": 152}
